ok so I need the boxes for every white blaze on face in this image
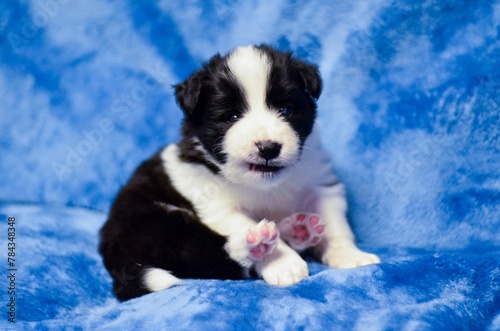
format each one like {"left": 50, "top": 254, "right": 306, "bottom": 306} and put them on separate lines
{"left": 223, "top": 46, "right": 300, "bottom": 186}
{"left": 227, "top": 46, "right": 269, "bottom": 112}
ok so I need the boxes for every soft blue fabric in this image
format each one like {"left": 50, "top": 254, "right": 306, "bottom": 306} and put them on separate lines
{"left": 0, "top": 1, "right": 499, "bottom": 330}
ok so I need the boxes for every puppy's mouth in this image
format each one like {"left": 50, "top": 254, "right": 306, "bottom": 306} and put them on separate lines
{"left": 248, "top": 163, "right": 285, "bottom": 174}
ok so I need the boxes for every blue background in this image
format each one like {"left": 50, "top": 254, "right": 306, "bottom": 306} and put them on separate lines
{"left": 0, "top": 1, "right": 499, "bottom": 330}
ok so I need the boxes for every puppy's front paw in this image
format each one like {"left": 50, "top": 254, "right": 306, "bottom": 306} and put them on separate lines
{"left": 279, "top": 213, "right": 325, "bottom": 251}
{"left": 322, "top": 246, "right": 380, "bottom": 269}
{"left": 256, "top": 249, "right": 308, "bottom": 286}
{"left": 246, "top": 219, "right": 279, "bottom": 260}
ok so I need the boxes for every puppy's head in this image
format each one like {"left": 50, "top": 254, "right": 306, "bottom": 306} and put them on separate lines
{"left": 175, "top": 45, "right": 322, "bottom": 188}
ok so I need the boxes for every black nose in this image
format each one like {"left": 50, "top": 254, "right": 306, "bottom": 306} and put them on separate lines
{"left": 256, "top": 141, "right": 282, "bottom": 161}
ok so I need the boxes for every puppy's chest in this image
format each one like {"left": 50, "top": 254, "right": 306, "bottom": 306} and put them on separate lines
{"left": 237, "top": 189, "right": 317, "bottom": 223}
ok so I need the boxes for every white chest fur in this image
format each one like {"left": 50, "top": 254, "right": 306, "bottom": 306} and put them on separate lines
{"left": 161, "top": 128, "right": 337, "bottom": 225}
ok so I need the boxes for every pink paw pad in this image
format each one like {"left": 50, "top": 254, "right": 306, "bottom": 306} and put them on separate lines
{"left": 246, "top": 220, "right": 279, "bottom": 260}
{"left": 280, "top": 213, "right": 325, "bottom": 250}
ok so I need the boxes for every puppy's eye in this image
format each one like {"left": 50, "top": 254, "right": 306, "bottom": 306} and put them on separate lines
{"left": 227, "top": 114, "right": 240, "bottom": 122}
{"left": 278, "top": 106, "right": 293, "bottom": 117}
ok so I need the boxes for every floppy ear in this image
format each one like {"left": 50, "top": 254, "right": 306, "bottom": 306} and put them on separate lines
{"left": 291, "top": 59, "right": 323, "bottom": 100}
{"left": 174, "top": 69, "right": 205, "bottom": 116}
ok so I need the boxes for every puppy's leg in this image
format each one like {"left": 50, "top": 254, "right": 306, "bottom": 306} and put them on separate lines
{"left": 246, "top": 219, "right": 279, "bottom": 260}
{"left": 315, "top": 184, "right": 380, "bottom": 268}
{"left": 253, "top": 241, "right": 309, "bottom": 286}
{"left": 217, "top": 213, "right": 308, "bottom": 285}
{"left": 278, "top": 212, "right": 325, "bottom": 251}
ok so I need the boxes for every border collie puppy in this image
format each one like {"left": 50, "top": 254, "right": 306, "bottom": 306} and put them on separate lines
{"left": 99, "top": 44, "right": 380, "bottom": 301}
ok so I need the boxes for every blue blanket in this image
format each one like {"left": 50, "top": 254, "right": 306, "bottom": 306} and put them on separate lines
{"left": 1, "top": 1, "right": 499, "bottom": 330}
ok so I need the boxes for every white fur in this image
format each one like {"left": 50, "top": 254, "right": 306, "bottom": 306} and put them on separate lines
{"left": 314, "top": 183, "right": 381, "bottom": 268}
{"left": 143, "top": 267, "right": 182, "bottom": 292}
{"left": 191, "top": 136, "right": 221, "bottom": 166}
{"left": 156, "top": 45, "right": 379, "bottom": 287}
{"left": 223, "top": 46, "right": 301, "bottom": 187}
{"left": 227, "top": 46, "right": 269, "bottom": 112}
{"left": 254, "top": 243, "right": 309, "bottom": 286}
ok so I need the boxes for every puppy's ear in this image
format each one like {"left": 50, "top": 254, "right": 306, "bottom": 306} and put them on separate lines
{"left": 174, "top": 69, "right": 205, "bottom": 116}
{"left": 291, "top": 59, "right": 322, "bottom": 100}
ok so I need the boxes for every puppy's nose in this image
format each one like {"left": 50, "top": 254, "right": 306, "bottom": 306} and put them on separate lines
{"left": 256, "top": 140, "right": 282, "bottom": 161}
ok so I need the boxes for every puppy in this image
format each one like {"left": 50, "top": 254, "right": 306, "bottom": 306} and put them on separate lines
{"left": 99, "top": 44, "right": 380, "bottom": 301}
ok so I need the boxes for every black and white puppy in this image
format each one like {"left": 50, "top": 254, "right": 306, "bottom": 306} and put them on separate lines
{"left": 99, "top": 44, "right": 380, "bottom": 301}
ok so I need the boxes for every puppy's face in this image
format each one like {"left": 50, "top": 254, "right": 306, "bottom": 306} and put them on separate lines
{"left": 176, "top": 45, "right": 322, "bottom": 188}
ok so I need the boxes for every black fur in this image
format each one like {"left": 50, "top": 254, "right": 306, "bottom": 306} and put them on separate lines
{"left": 175, "top": 44, "right": 322, "bottom": 163}
{"left": 176, "top": 55, "right": 249, "bottom": 164}
{"left": 258, "top": 45, "right": 321, "bottom": 145}
{"left": 99, "top": 153, "right": 245, "bottom": 301}
{"left": 99, "top": 45, "right": 322, "bottom": 301}
{"left": 177, "top": 131, "right": 221, "bottom": 174}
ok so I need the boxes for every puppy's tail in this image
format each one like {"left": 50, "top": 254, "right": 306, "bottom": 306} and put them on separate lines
{"left": 111, "top": 264, "right": 182, "bottom": 301}
{"left": 142, "top": 267, "right": 182, "bottom": 292}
